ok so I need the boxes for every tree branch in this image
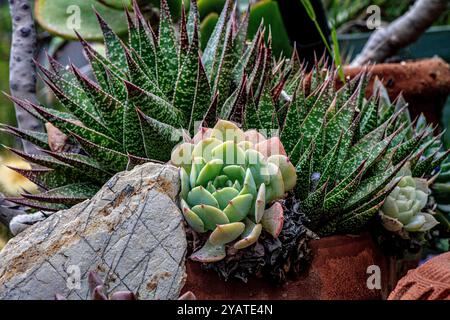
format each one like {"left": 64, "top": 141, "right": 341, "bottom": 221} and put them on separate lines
{"left": 351, "top": 0, "right": 448, "bottom": 67}
{"left": 9, "top": 0, "right": 44, "bottom": 154}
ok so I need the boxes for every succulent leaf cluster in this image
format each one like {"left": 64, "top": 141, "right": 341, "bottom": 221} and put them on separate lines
{"left": 171, "top": 120, "right": 296, "bottom": 262}
{"left": 1, "top": 0, "right": 255, "bottom": 211}
{"left": 0, "top": 0, "right": 446, "bottom": 245}
{"left": 380, "top": 165, "right": 439, "bottom": 237}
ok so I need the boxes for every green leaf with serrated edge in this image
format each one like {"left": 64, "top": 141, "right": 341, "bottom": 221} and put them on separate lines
{"left": 298, "top": 78, "right": 332, "bottom": 149}
{"left": 327, "top": 161, "right": 366, "bottom": 200}
{"left": 71, "top": 132, "right": 128, "bottom": 172}
{"left": 187, "top": 0, "right": 200, "bottom": 44}
{"left": 247, "top": 43, "right": 265, "bottom": 101}
{"left": 347, "top": 182, "right": 397, "bottom": 216}
{"left": 6, "top": 95, "right": 46, "bottom": 124}
{"left": 41, "top": 76, "right": 109, "bottom": 136}
{"left": 22, "top": 183, "right": 98, "bottom": 205}
{"left": 29, "top": 102, "right": 123, "bottom": 152}
{"left": 71, "top": 65, "right": 124, "bottom": 139}
{"left": 202, "top": 0, "right": 232, "bottom": 80}
{"left": 430, "top": 150, "right": 450, "bottom": 174}
{"left": 38, "top": 58, "right": 101, "bottom": 120}
{"left": 179, "top": 4, "right": 190, "bottom": 59}
{"left": 105, "top": 67, "right": 127, "bottom": 102}
{"left": 75, "top": 31, "right": 125, "bottom": 78}
{"left": 302, "top": 181, "right": 328, "bottom": 224}
{"left": 229, "top": 76, "right": 248, "bottom": 124}
{"left": 280, "top": 94, "right": 302, "bottom": 154}
{"left": 6, "top": 197, "right": 67, "bottom": 212}
{"left": 258, "top": 81, "right": 277, "bottom": 133}
{"left": 202, "top": 92, "right": 219, "bottom": 128}
{"left": 0, "top": 125, "right": 49, "bottom": 150}
{"left": 95, "top": 11, "right": 128, "bottom": 72}
{"left": 359, "top": 97, "right": 378, "bottom": 139}
{"left": 295, "top": 141, "right": 315, "bottom": 201}
{"left": 41, "top": 150, "right": 112, "bottom": 182}
{"left": 232, "top": 8, "right": 249, "bottom": 60}
{"left": 318, "top": 132, "right": 343, "bottom": 186}
{"left": 347, "top": 116, "right": 390, "bottom": 160}
{"left": 122, "top": 102, "right": 146, "bottom": 157}
{"left": 124, "top": 81, "right": 184, "bottom": 127}
{"left": 124, "top": 46, "right": 164, "bottom": 98}
{"left": 220, "top": 85, "right": 239, "bottom": 120}
{"left": 137, "top": 109, "right": 183, "bottom": 162}
{"left": 157, "top": 0, "right": 179, "bottom": 97}
{"left": 311, "top": 117, "right": 327, "bottom": 172}
{"left": 412, "top": 150, "right": 439, "bottom": 177}
{"left": 243, "top": 92, "right": 261, "bottom": 131}
{"left": 127, "top": 154, "right": 152, "bottom": 171}
{"left": 355, "top": 72, "right": 368, "bottom": 111}
{"left": 5, "top": 147, "right": 70, "bottom": 171}
{"left": 130, "top": 3, "right": 158, "bottom": 80}
{"left": 288, "top": 134, "right": 304, "bottom": 167}
{"left": 389, "top": 122, "right": 412, "bottom": 150}
{"left": 344, "top": 158, "right": 408, "bottom": 212}
{"left": 83, "top": 43, "right": 110, "bottom": 92}
{"left": 173, "top": 24, "right": 200, "bottom": 127}
{"left": 319, "top": 202, "right": 382, "bottom": 236}
{"left": 340, "top": 126, "right": 400, "bottom": 178}
{"left": 299, "top": 84, "right": 320, "bottom": 122}
{"left": 7, "top": 167, "right": 87, "bottom": 190}
{"left": 322, "top": 165, "right": 365, "bottom": 220}
{"left": 335, "top": 112, "right": 362, "bottom": 178}
{"left": 213, "top": 14, "right": 238, "bottom": 107}
{"left": 190, "top": 57, "right": 212, "bottom": 133}
{"left": 232, "top": 27, "right": 261, "bottom": 84}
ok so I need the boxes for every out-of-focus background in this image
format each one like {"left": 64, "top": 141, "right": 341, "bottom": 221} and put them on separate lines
{"left": 0, "top": 0, "right": 449, "bottom": 248}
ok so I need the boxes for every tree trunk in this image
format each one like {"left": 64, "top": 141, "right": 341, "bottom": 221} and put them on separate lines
{"left": 9, "top": 0, "right": 44, "bottom": 154}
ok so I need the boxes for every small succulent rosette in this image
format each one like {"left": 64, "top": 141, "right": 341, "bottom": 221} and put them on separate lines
{"left": 171, "top": 120, "right": 297, "bottom": 262}
{"left": 380, "top": 165, "right": 439, "bottom": 238}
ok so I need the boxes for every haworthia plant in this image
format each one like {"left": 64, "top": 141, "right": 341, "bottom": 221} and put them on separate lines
{"left": 1, "top": 0, "right": 443, "bottom": 240}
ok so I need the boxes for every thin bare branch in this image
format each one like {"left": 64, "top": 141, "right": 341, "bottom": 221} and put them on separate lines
{"left": 351, "top": 0, "right": 448, "bottom": 66}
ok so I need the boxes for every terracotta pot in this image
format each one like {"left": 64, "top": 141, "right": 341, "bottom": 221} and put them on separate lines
{"left": 389, "top": 252, "right": 450, "bottom": 300}
{"left": 182, "top": 233, "right": 393, "bottom": 300}
{"left": 342, "top": 58, "right": 450, "bottom": 124}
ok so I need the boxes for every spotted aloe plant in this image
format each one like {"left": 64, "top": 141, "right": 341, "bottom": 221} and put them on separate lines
{"left": 171, "top": 120, "right": 296, "bottom": 262}
{"left": 0, "top": 0, "right": 262, "bottom": 211}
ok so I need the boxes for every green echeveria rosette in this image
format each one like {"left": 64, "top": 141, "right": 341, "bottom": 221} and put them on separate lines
{"left": 431, "top": 159, "right": 450, "bottom": 231}
{"left": 171, "top": 120, "right": 297, "bottom": 262}
{"left": 380, "top": 165, "right": 439, "bottom": 238}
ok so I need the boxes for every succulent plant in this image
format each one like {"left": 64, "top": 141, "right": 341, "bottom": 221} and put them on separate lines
{"left": 1, "top": 0, "right": 444, "bottom": 247}
{"left": 380, "top": 165, "right": 439, "bottom": 237}
{"left": 1, "top": 0, "right": 265, "bottom": 212}
{"left": 433, "top": 159, "right": 450, "bottom": 225}
{"left": 171, "top": 120, "right": 296, "bottom": 262}
{"left": 427, "top": 156, "right": 450, "bottom": 252}
{"left": 55, "top": 270, "right": 196, "bottom": 300}
{"left": 276, "top": 76, "right": 447, "bottom": 236}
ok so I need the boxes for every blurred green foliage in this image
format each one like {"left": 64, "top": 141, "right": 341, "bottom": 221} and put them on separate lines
{"left": 0, "top": 3, "right": 15, "bottom": 152}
